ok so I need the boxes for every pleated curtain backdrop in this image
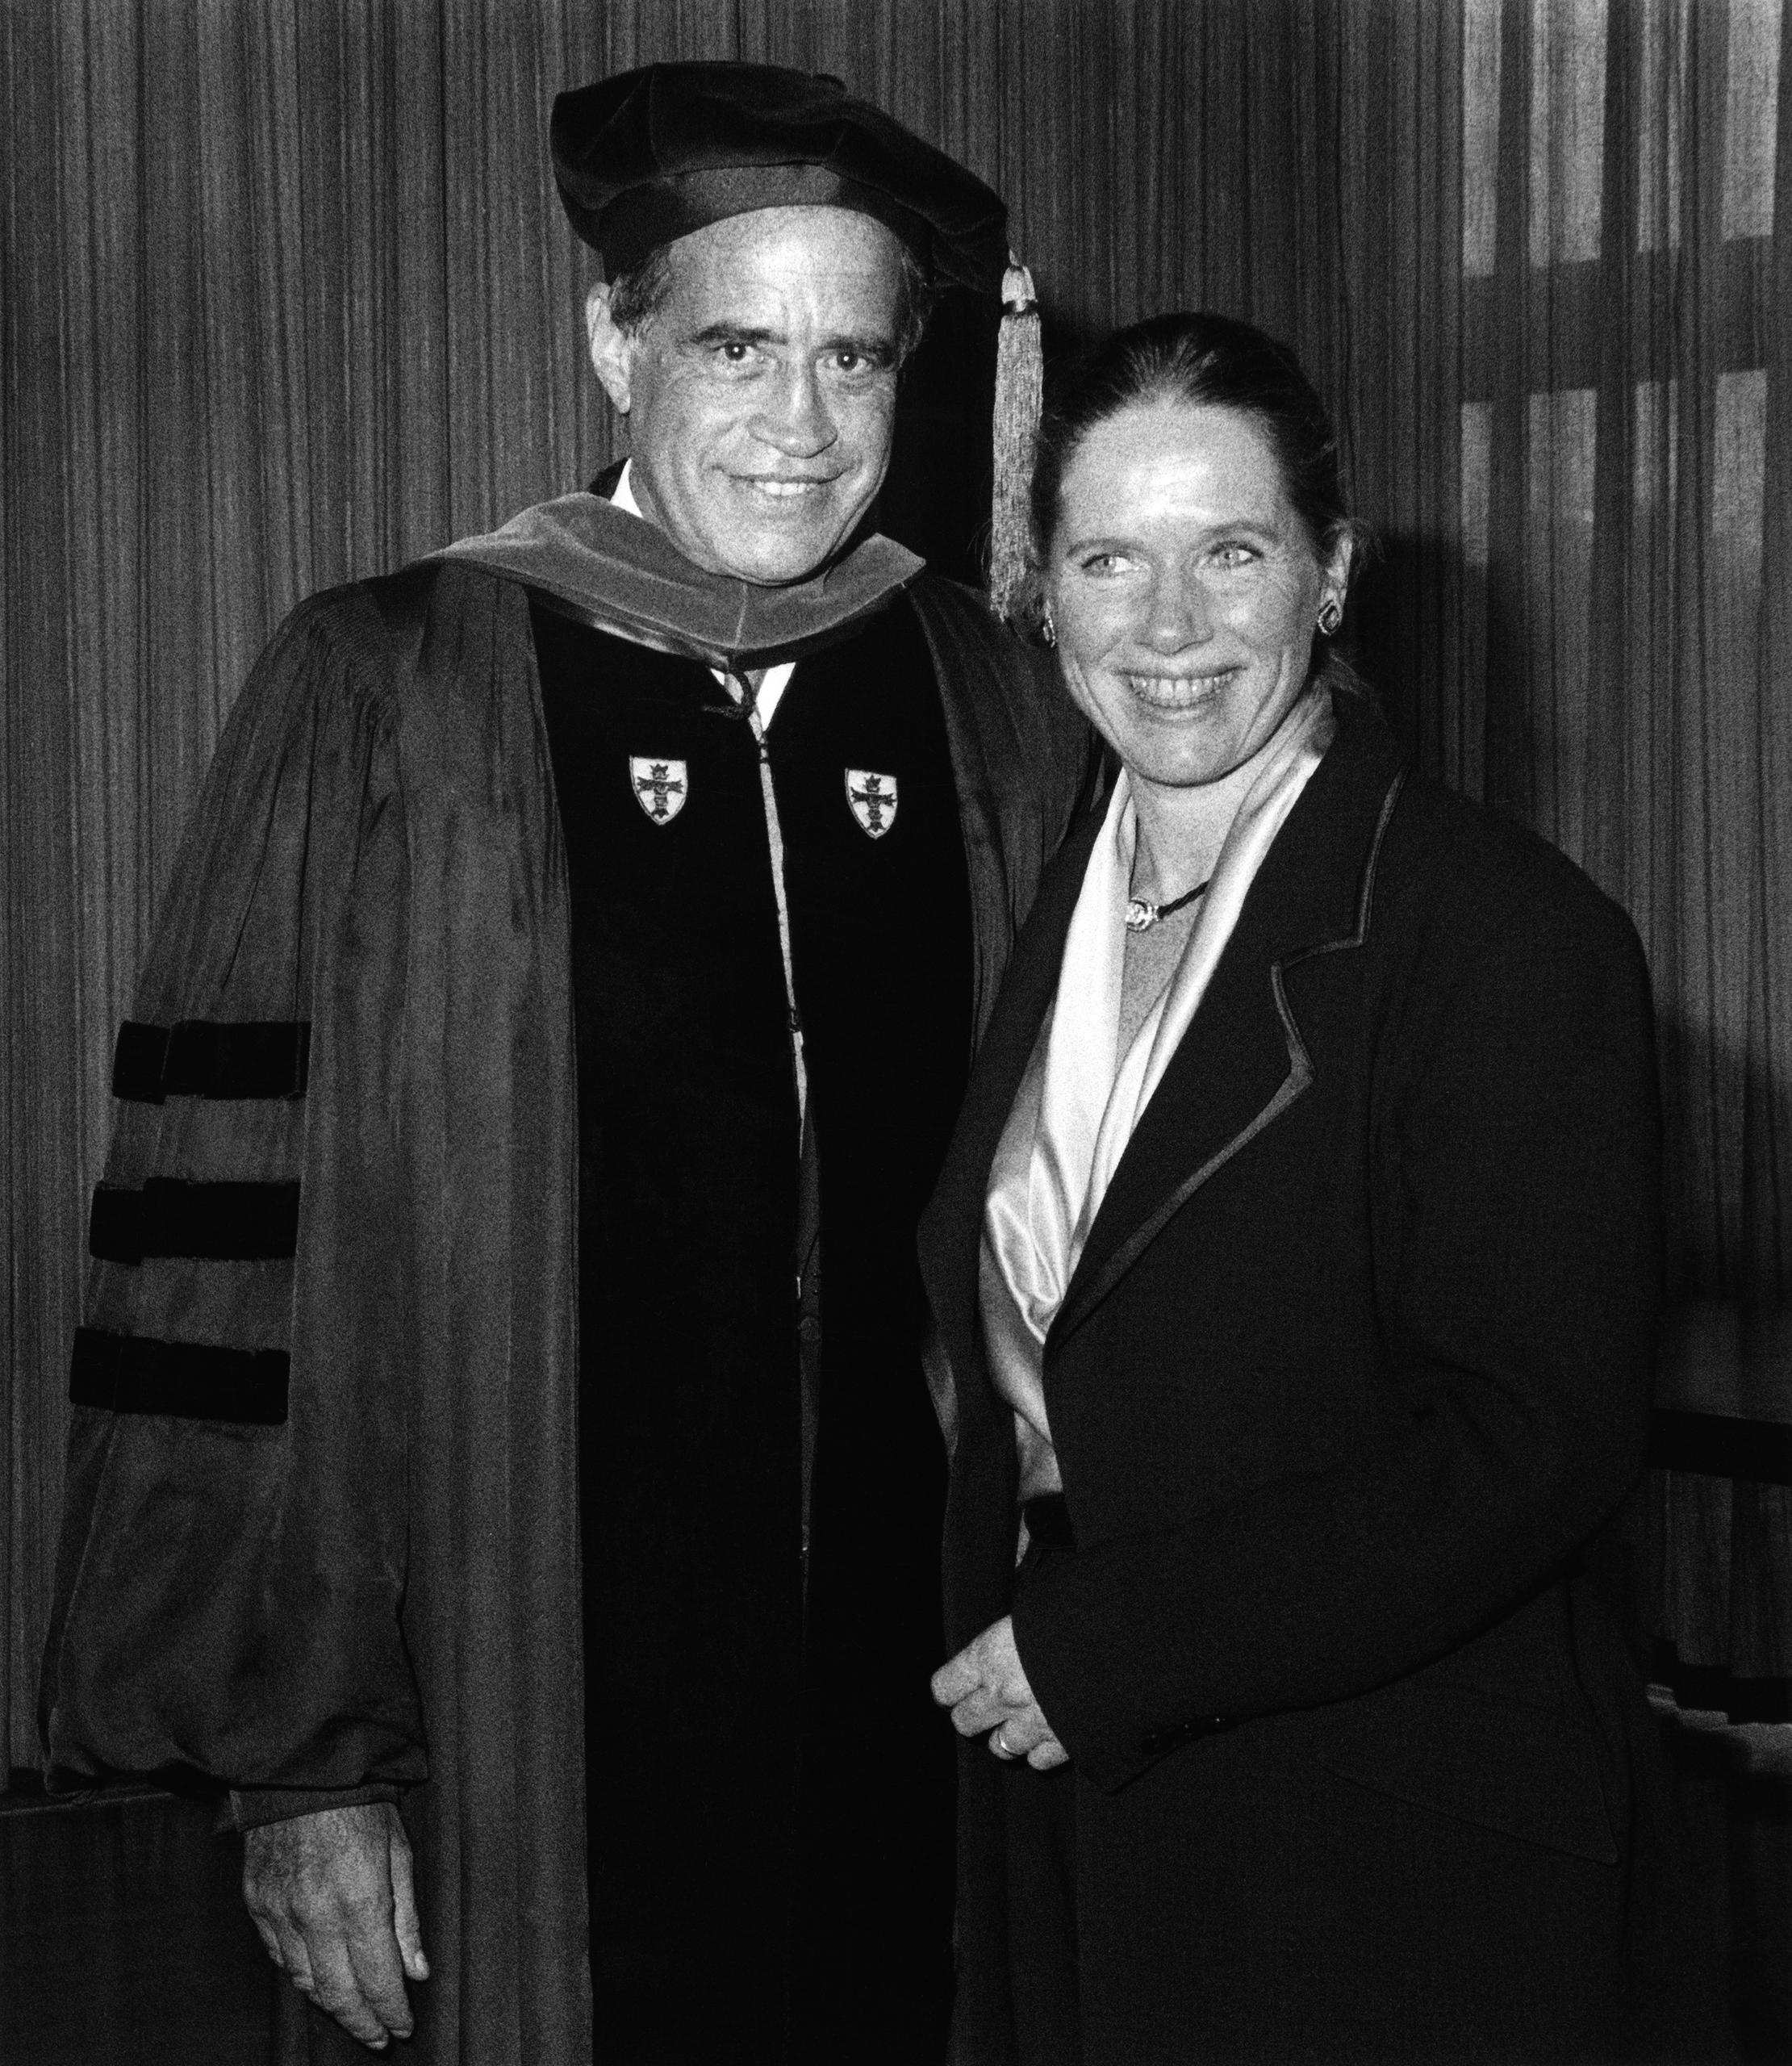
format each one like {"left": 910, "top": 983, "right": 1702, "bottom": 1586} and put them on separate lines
{"left": 3, "top": 0, "right": 1788, "bottom": 1775}
{"left": 1450, "top": 0, "right": 1792, "bottom": 1729}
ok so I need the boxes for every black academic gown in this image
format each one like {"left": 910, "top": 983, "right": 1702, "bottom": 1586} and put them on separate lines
{"left": 532, "top": 588, "right": 975, "bottom": 2060}
{"left": 39, "top": 496, "right": 1092, "bottom": 2066}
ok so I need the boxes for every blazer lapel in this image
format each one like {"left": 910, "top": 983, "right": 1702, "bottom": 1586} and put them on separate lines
{"left": 918, "top": 807, "right": 1104, "bottom": 1411}
{"left": 1051, "top": 698, "right": 1408, "bottom": 1349}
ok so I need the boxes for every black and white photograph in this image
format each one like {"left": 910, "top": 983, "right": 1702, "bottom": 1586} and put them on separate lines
{"left": 1, "top": 3, "right": 1787, "bottom": 2061}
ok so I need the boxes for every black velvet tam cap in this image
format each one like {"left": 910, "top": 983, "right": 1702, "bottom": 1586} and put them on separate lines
{"left": 550, "top": 61, "right": 1009, "bottom": 292}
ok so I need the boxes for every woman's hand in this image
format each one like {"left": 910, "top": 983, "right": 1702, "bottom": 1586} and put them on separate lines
{"left": 932, "top": 1616, "right": 1069, "bottom": 1771}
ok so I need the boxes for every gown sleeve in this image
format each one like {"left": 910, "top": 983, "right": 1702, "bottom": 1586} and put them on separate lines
{"left": 39, "top": 584, "right": 428, "bottom": 1794}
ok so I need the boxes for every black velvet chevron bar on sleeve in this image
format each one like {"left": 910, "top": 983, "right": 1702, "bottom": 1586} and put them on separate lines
{"left": 69, "top": 1327, "right": 290, "bottom": 1425}
{"left": 87, "top": 1179, "right": 302, "bottom": 1265}
{"left": 110, "top": 1019, "right": 311, "bottom": 1103}
{"left": 1648, "top": 1407, "right": 1792, "bottom": 1486}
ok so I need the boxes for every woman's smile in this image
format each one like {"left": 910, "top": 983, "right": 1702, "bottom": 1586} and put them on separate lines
{"left": 1046, "top": 398, "right": 1348, "bottom": 800}
{"left": 1119, "top": 667, "right": 1241, "bottom": 709}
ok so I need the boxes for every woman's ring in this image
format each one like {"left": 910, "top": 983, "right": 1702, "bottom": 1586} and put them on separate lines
{"left": 994, "top": 1726, "right": 1015, "bottom": 1757}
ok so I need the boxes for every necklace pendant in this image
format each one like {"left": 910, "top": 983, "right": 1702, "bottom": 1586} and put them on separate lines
{"left": 1124, "top": 898, "right": 1158, "bottom": 933}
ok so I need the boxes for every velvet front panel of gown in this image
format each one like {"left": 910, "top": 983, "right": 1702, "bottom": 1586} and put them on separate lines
{"left": 534, "top": 603, "right": 804, "bottom": 2061}
{"left": 767, "top": 603, "right": 973, "bottom": 2062}
{"left": 532, "top": 596, "right": 972, "bottom": 2064}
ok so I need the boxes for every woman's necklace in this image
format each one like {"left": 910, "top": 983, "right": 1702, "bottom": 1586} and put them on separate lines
{"left": 1125, "top": 876, "right": 1212, "bottom": 933}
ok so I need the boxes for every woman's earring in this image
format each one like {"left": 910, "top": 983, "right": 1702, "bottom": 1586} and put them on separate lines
{"left": 1317, "top": 599, "right": 1343, "bottom": 636}
{"left": 1041, "top": 606, "right": 1057, "bottom": 649}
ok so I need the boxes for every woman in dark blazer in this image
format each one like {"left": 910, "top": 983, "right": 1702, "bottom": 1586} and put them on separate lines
{"left": 925, "top": 315, "right": 1722, "bottom": 2064}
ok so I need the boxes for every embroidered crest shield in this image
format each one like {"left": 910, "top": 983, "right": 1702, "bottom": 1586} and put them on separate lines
{"left": 845, "top": 769, "right": 899, "bottom": 839}
{"left": 630, "top": 756, "right": 688, "bottom": 826}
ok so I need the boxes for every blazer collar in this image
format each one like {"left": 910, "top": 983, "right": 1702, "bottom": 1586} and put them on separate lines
{"left": 1198, "top": 687, "right": 1408, "bottom": 966}
{"left": 1050, "top": 690, "right": 1409, "bottom": 1344}
{"left": 918, "top": 803, "right": 1105, "bottom": 1415}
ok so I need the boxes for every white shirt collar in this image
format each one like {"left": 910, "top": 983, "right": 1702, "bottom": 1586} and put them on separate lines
{"left": 611, "top": 458, "right": 646, "bottom": 521}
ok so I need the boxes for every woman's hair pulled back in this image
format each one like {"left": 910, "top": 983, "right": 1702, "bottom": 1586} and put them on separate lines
{"left": 1029, "top": 312, "right": 1358, "bottom": 571}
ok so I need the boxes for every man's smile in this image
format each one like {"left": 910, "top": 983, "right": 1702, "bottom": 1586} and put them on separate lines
{"left": 734, "top": 474, "right": 839, "bottom": 500}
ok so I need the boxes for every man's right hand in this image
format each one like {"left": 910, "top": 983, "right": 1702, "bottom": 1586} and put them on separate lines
{"left": 243, "top": 1801, "right": 429, "bottom": 2049}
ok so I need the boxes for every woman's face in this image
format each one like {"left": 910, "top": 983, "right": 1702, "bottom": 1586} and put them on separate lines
{"left": 1045, "top": 399, "right": 1349, "bottom": 796}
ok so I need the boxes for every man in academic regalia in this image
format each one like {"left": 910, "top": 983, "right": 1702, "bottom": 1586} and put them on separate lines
{"left": 38, "top": 61, "right": 1088, "bottom": 2066}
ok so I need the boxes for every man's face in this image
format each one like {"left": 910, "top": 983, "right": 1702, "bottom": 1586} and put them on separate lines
{"left": 589, "top": 207, "right": 906, "bottom": 585}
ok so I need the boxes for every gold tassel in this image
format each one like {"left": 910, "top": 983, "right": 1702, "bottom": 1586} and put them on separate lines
{"left": 989, "top": 253, "right": 1042, "bottom": 624}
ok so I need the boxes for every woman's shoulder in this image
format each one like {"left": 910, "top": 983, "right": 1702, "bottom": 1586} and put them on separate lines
{"left": 1358, "top": 727, "right": 1645, "bottom": 989}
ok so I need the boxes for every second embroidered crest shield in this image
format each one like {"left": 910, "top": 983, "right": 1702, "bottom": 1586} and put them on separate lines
{"left": 630, "top": 756, "right": 688, "bottom": 826}
{"left": 845, "top": 769, "right": 899, "bottom": 839}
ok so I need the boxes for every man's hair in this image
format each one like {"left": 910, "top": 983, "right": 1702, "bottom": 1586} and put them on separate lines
{"left": 607, "top": 245, "right": 675, "bottom": 337}
{"left": 606, "top": 233, "right": 935, "bottom": 365}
